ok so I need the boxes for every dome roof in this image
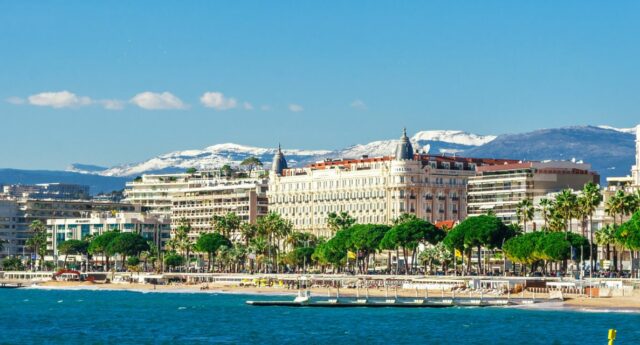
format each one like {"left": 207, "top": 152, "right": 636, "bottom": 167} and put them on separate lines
{"left": 394, "top": 128, "right": 414, "bottom": 160}
{"left": 271, "top": 144, "right": 288, "bottom": 175}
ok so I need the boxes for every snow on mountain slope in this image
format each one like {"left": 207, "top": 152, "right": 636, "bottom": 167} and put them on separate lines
{"left": 66, "top": 130, "right": 496, "bottom": 177}
{"left": 411, "top": 130, "right": 496, "bottom": 146}
{"left": 90, "top": 144, "right": 331, "bottom": 177}
{"left": 597, "top": 125, "right": 638, "bottom": 134}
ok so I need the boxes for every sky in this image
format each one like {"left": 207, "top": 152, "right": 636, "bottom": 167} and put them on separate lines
{"left": 1, "top": 1, "right": 639, "bottom": 170}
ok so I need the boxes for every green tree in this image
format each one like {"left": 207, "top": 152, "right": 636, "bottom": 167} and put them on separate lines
{"left": 555, "top": 189, "right": 578, "bottom": 235}
{"left": 88, "top": 231, "right": 120, "bottom": 271}
{"left": 107, "top": 233, "right": 150, "bottom": 269}
{"left": 384, "top": 219, "right": 445, "bottom": 274}
{"left": 240, "top": 157, "right": 263, "bottom": 173}
{"left": 168, "top": 218, "right": 194, "bottom": 267}
{"left": 347, "top": 224, "right": 390, "bottom": 273}
{"left": 164, "top": 253, "right": 185, "bottom": 271}
{"left": 185, "top": 167, "right": 197, "bottom": 174}
{"left": 57, "top": 239, "right": 88, "bottom": 269}
{"left": 25, "top": 220, "right": 47, "bottom": 271}
{"left": 196, "top": 233, "right": 232, "bottom": 272}
{"left": 580, "top": 182, "right": 603, "bottom": 273}
{"left": 256, "top": 212, "right": 293, "bottom": 273}
{"left": 1, "top": 257, "right": 24, "bottom": 271}
{"left": 443, "top": 215, "right": 514, "bottom": 275}
{"left": 327, "top": 212, "right": 356, "bottom": 234}
{"left": 515, "top": 199, "right": 535, "bottom": 232}
{"left": 220, "top": 164, "right": 233, "bottom": 177}
{"left": 212, "top": 213, "right": 242, "bottom": 239}
{"left": 537, "top": 198, "right": 554, "bottom": 230}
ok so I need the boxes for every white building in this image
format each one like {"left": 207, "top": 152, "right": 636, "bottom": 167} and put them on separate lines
{"left": 268, "top": 129, "right": 515, "bottom": 237}
{"left": 124, "top": 170, "right": 269, "bottom": 238}
{"left": 46, "top": 212, "right": 171, "bottom": 266}
{"left": 468, "top": 161, "right": 600, "bottom": 223}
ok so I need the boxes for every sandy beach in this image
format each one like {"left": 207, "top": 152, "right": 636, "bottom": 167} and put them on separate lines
{"left": 27, "top": 280, "right": 640, "bottom": 312}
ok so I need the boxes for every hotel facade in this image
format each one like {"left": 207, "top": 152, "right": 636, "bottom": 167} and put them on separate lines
{"left": 124, "top": 171, "right": 268, "bottom": 239}
{"left": 268, "top": 130, "right": 516, "bottom": 237}
{"left": 467, "top": 161, "right": 600, "bottom": 224}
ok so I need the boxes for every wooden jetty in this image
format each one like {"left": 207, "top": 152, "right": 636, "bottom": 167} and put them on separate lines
{"left": 246, "top": 291, "right": 558, "bottom": 308}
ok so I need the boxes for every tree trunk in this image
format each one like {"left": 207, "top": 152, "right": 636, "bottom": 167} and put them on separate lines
{"left": 477, "top": 245, "right": 482, "bottom": 275}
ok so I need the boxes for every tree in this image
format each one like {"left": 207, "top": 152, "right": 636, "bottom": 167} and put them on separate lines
{"left": 580, "top": 182, "right": 603, "bottom": 274}
{"left": 347, "top": 224, "right": 390, "bottom": 273}
{"left": 164, "top": 253, "right": 185, "bottom": 271}
{"left": 168, "top": 218, "right": 194, "bottom": 267}
{"left": 515, "top": 199, "right": 535, "bottom": 232}
{"left": 443, "top": 215, "right": 514, "bottom": 275}
{"left": 240, "top": 157, "right": 263, "bottom": 173}
{"left": 419, "top": 242, "right": 452, "bottom": 275}
{"left": 185, "top": 167, "right": 197, "bottom": 174}
{"left": 107, "top": 233, "right": 150, "bottom": 269}
{"left": 381, "top": 219, "right": 444, "bottom": 274}
{"left": 555, "top": 189, "right": 578, "bottom": 235}
{"left": 327, "top": 212, "right": 356, "bottom": 234}
{"left": 57, "top": 240, "right": 88, "bottom": 269}
{"left": 88, "top": 231, "right": 120, "bottom": 271}
{"left": 25, "top": 220, "right": 47, "bottom": 271}
{"left": 196, "top": 233, "right": 232, "bottom": 272}
{"left": 220, "top": 164, "right": 233, "bottom": 177}
{"left": 537, "top": 198, "right": 554, "bottom": 230}
{"left": 256, "top": 212, "right": 293, "bottom": 273}
{"left": 1, "top": 257, "right": 24, "bottom": 271}
{"left": 212, "top": 213, "right": 242, "bottom": 239}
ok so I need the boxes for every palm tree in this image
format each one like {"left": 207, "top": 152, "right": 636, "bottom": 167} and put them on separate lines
{"left": 580, "top": 182, "right": 603, "bottom": 274}
{"left": 169, "top": 218, "right": 193, "bottom": 271}
{"left": 554, "top": 189, "right": 578, "bottom": 236}
{"left": 515, "top": 199, "right": 535, "bottom": 232}
{"left": 212, "top": 213, "right": 242, "bottom": 240}
{"left": 25, "top": 220, "right": 47, "bottom": 271}
{"left": 537, "top": 198, "right": 554, "bottom": 230}
{"left": 327, "top": 212, "right": 356, "bottom": 233}
{"left": 249, "top": 236, "right": 269, "bottom": 273}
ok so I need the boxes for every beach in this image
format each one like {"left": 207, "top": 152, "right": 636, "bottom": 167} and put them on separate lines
{"left": 27, "top": 280, "right": 640, "bottom": 312}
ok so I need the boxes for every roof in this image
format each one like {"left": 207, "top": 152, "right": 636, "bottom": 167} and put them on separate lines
{"left": 435, "top": 220, "right": 456, "bottom": 230}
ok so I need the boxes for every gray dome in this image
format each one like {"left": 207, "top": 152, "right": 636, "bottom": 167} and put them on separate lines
{"left": 394, "top": 128, "right": 414, "bottom": 160}
{"left": 272, "top": 144, "right": 288, "bottom": 175}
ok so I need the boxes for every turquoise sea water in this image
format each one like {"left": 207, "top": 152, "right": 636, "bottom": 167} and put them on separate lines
{"left": 1, "top": 288, "right": 639, "bottom": 344}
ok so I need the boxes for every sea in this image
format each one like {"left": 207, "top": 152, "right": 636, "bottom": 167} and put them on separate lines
{"left": 1, "top": 288, "right": 639, "bottom": 344}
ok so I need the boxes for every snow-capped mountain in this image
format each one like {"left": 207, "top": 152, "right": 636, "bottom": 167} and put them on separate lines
{"left": 412, "top": 130, "right": 496, "bottom": 146}
{"left": 68, "top": 130, "right": 490, "bottom": 177}
{"left": 596, "top": 125, "right": 639, "bottom": 135}
{"left": 58, "top": 125, "right": 637, "bottom": 189}
{"left": 70, "top": 144, "right": 331, "bottom": 177}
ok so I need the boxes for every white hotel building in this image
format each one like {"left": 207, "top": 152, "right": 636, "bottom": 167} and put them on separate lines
{"left": 268, "top": 129, "right": 515, "bottom": 237}
{"left": 123, "top": 171, "right": 268, "bottom": 239}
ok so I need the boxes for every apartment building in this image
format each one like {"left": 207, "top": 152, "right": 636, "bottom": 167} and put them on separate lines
{"left": 2, "top": 183, "right": 90, "bottom": 200}
{"left": 0, "top": 198, "right": 138, "bottom": 257}
{"left": 46, "top": 212, "right": 171, "bottom": 265}
{"left": 268, "top": 129, "right": 516, "bottom": 237}
{"left": 124, "top": 170, "right": 269, "bottom": 238}
{"left": 170, "top": 178, "right": 269, "bottom": 241}
{"left": 467, "top": 161, "right": 600, "bottom": 223}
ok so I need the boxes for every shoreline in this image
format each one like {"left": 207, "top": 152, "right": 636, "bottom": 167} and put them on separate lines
{"left": 15, "top": 281, "right": 640, "bottom": 313}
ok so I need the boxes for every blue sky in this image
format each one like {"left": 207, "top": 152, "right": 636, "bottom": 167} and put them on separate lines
{"left": 1, "top": 1, "right": 639, "bottom": 170}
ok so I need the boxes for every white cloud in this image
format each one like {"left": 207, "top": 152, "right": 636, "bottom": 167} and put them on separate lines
{"left": 200, "top": 92, "right": 237, "bottom": 110}
{"left": 261, "top": 105, "right": 271, "bottom": 111}
{"left": 350, "top": 99, "right": 367, "bottom": 110}
{"left": 6, "top": 96, "right": 25, "bottom": 105}
{"left": 288, "top": 103, "right": 303, "bottom": 112}
{"left": 101, "top": 99, "right": 125, "bottom": 110}
{"left": 243, "top": 102, "right": 254, "bottom": 110}
{"left": 27, "top": 91, "right": 92, "bottom": 108}
{"left": 130, "top": 91, "right": 187, "bottom": 110}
